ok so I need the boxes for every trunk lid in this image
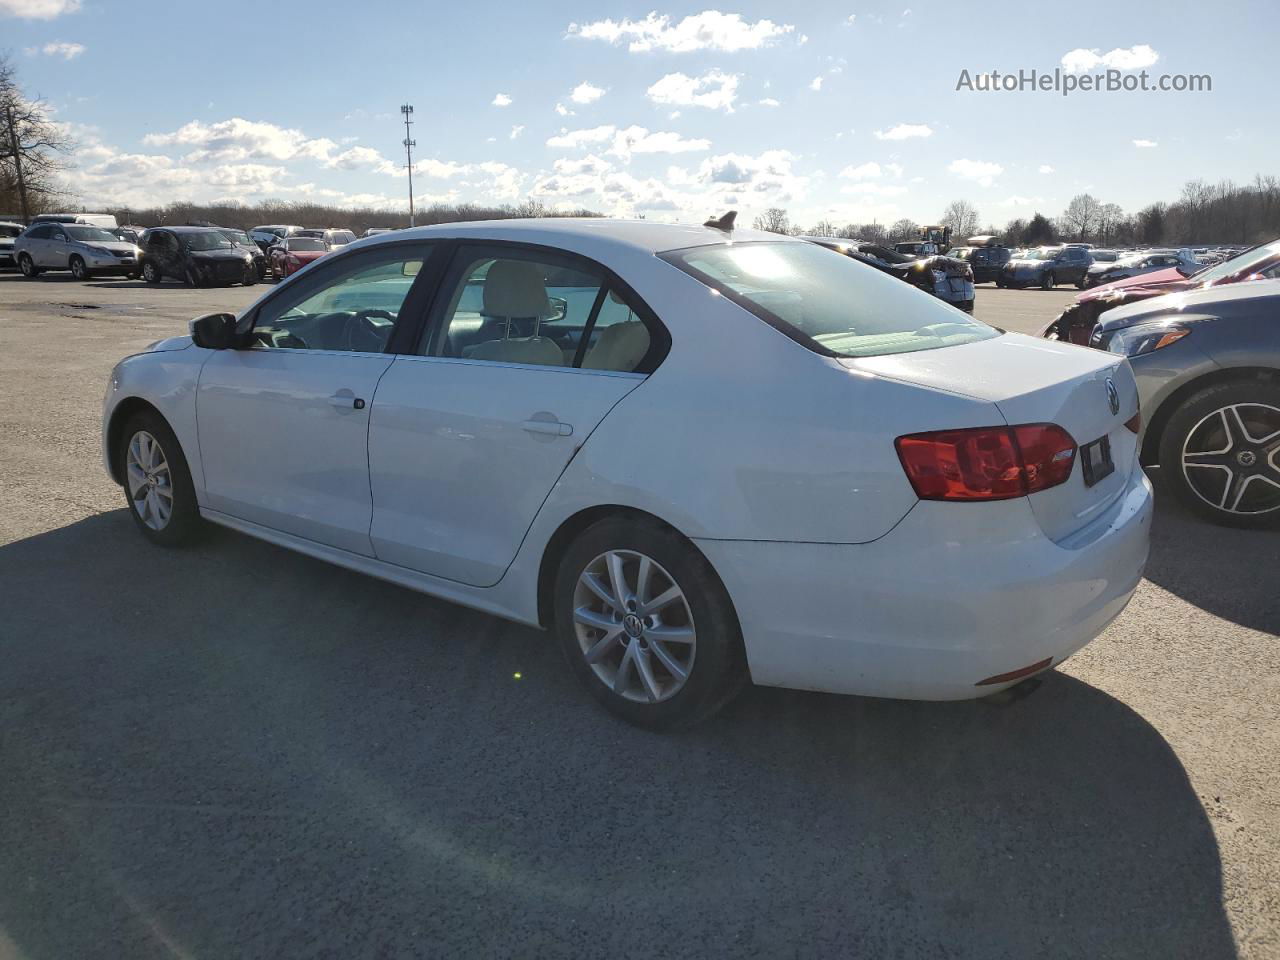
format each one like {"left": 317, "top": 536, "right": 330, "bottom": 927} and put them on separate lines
{"left": 845, "top": 333, "right": 1140, "bottom": 542}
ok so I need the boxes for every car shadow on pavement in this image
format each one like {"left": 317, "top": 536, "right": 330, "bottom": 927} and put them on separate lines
{"left": 1142, "top": 468, "right": 1280, "bottom": 634}
{"left": 0, "top": 511, "right": 1238, "bottom": 959}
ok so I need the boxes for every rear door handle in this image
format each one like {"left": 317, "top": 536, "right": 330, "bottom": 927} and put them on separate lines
{"left": 522, "top": 419, "right": 573, "bottom": 437}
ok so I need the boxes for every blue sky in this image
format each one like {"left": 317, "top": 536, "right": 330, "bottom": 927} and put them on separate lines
{"left": 3, "top": 0, "right": 1273, "bottom": 227}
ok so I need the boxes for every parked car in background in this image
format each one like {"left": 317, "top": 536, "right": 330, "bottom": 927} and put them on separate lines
{"left": 947, "top": 236, "right": 1011, "bottom": 284}
{"left": 999, "top": 245, "right": 1092, "bottom": 289}
{"left": 1089, "top": 249, "right": 1120, "bottom": 264}
{"left": 298, "top": 228, "right": 357, "bottom": 250}
{"left": 1043, "top": 239, "right": 1280, "bottom": 344}
{"left": 100, "top": 217, "right": 1150, "bottom": 728}
{"left": 268, "top": 235, "right": 330, "bottom": 279}
{"left": 250, "top": 224, "right": 304, "bottom": 252}
{"left": 1084, "top": 249, "right": 1198, "bottom": 288}
{"left": 112, "top": 225, "right": 147, "bottom": 245}
{"left": 15, "top": 221, "right": 141, "bottom": 279}
{"left": 1089, "top": 278, "right": 1280, "bottom": 527}
{"left": 803, "top": 236, "right": 976, "bottom": 311}
{"left": 362, "top": 227, "right": 396, "bottom": 238}
{"left": 31, "top": 212, "right": 119, "bottom": 229}
{"left": 0, "top": 220, "right": 23, "bottom": 268}
{"left": 216, "top": 227, "right": 269, "bottom": 280}
{"left": 139, "top": 227, "right": 258, "bottom": 287}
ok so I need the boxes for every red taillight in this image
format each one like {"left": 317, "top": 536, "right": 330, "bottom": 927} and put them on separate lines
{"left": 895, "top": 423, "right": 1077, "bottom": 501}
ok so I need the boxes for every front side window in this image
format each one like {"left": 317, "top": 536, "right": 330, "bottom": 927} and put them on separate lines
{"left": 427, "top": 251, "right": 652, "bottom": 372}
{"left": 662, "top": 241, "right": 999, "bottom": 359}
{"left": 249, "top": 247, "right": 430, "bottom": 353}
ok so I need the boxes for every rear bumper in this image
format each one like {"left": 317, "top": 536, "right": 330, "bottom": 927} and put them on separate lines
{"left": 696, "top": 468, "right": 1153, "bottom": 700}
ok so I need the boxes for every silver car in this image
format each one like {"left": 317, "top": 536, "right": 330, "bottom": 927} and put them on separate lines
{"left": 0, "top": 221, "right": 23, "bottom": 268}
{"left": 1093, "top": 278, "right": 1280, "bottom": 527}
{"left": 15, "top": 222, "right": 142, "bottom": 280}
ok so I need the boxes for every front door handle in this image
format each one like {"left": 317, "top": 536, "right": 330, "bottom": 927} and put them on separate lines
{"left": 522, "top": 419, "right": 573, "bottom": 437}
{"left": 329, "top": 390, "right": 366, "bottom": 411}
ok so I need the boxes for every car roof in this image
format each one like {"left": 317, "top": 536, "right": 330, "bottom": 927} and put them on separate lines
{"left": 355, "top": 217, "right": 801, "bottom": 257}
{"left": 149, "top": 226, "right": 226, "bottom": 234}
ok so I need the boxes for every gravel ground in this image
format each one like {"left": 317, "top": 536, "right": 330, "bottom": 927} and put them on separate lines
{"left": 1, "top": 272, "right": 1277, "bottom": 959}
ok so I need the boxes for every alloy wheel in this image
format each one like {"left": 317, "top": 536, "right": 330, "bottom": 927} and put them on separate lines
{"left": 572, "top": 550, "right": 697, "bottom": 704}
{"left": 1181, "top": 403, "right": 1280, "bottom": 516}
{"left": 71, "top": 257, "right": 87, "bottom": 280}
{"left": 125, "top": 430, "right": 175, "bottom": 530}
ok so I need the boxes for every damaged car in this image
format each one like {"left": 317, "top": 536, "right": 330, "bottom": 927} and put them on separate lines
{"left": 803, "top": 236, "right": 976, "bottom": 312}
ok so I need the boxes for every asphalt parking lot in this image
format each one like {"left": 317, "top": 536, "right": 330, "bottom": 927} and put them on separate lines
{"left": 1, "top": 273, "right": 1277, "bottom": 959}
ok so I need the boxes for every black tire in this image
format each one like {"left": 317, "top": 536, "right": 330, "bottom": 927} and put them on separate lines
{"left": 1041, "top": 271, "right": 1056, "bottom": 290}
{"left": 184, "top": 266, "right": 201, "bottom": 288}
{"left": 117, "top": 409, "right": 203, "bottom": 546}
{"left": 242, "top": 263, "right": 257, "bottom": 286}
{"left": 1157, "top": 379, "right": 1280, "bottom": 528}
{"left": 553, "top": 516, "right": 747, "bottom": 730}
{"left": 1075, "top": 275, "right": 1087, "bottom": 289}
{"left": 126, "top": 271, "right": 141, "bottom": 281}
{"left": 142, "top": 261, "right": 162, "bottom": 284}
{"left": 69, "top": 255, "right": 89, "bottom": 281}
{"left": 17, "top": 253, "right": 41, "bottom": 278}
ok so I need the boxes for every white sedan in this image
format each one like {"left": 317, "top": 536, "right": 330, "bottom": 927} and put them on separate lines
{"left": 102, "top": 217, "right": 1153, "bottom": 729}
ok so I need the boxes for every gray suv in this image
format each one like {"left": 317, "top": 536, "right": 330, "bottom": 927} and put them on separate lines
{"left": 998, "top": 245, "right": 1092, "bottom": 289}
{"left": 15, "top": 222, "right": 142, "bottom": 280}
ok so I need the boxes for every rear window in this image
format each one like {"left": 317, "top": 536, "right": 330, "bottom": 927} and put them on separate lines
{"left": 289, "top": 238, "right": 326, "bottom": 252}
{"left": 660, "top": 241, "right": 999, "bottom": 358}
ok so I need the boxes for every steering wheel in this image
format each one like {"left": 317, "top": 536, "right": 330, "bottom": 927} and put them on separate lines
{"left": 345, "top": 309, "right": 394, "bottom": 352}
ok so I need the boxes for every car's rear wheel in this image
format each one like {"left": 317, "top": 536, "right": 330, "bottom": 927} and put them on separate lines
{"left": 1158, "top": 380, "right": 1280, "bottom": 528}
{"left": 553, "top": 517, "right": 746, "bottom": 730}
{"left": 118, "top": 410, "right": 203, "bottom": 546}
{"left": 1041, "top": 271, "right": 1056, "bottom": 290}
{"left": 17, "top": 253, "right": 40, "bottom": 277}
{"left": 1075, "top": 275, "right": 1087, "bottom": 289}
{"left": 142, "top": 261, "right": 162, "bottom": 284}
{"left": 69, "top": 255, "right": 89, "bottom": 280}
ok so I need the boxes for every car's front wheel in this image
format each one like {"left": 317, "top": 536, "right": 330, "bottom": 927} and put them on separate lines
{"left": 553, "top": 517, "right": 746, "bottom": 730}
{"left": 118, "top": 410, "right": 202, "bottom": 546}
{"left": 142, "top": 261, "right": 162, "bottom": 284}
{"left": 1041, "top": 271, "right": 1056, "bottom": 290}
{"left": 69, "top": 255, "right": 90, "bottom": 280}
{"left": 18, "top": 253, "right": 41, "bottom": 277}
{"left": 1158, "top": 380, "right": 1280, "bottom": 528}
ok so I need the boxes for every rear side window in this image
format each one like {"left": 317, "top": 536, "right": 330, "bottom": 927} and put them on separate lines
{"left": 661, "top": 241, "right": 999, "bottom": 358}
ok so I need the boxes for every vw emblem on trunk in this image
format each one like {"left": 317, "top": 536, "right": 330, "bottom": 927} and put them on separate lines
{"left": 1105, "top": 378, "right": 1120, "bottom": 416}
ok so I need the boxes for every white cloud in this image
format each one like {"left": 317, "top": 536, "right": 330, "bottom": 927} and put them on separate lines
{"left": 874, "top": 123, "right": 932, "bottom": 141}
{"left": 999, "top": 195, "right": 1044, "bottom": 206}
{"left": 25, "top": 40, "right": 84, "bottom": 58}
{"left": 142, "top": 118, "right": 337, "bottom": 164}
{"left": 0, "top": 0, "right": 80, "bottom": 18}
{"left": 798, "top": 34, "right": 808, "bottom": 45}
{"left": 758, "top": 98, "right": 780, "bottom": 107}
{"left": 570, "top": 82, "right": 606, "bottom": 104}
{"left": 547, "top": 124, "right": 710, "bottom": 160}
{"left": 809, "top": 77, "right": 823, "bottom": 91}
{"left": 567, "top": 11, "right": 794, "bottom": 53}
{"left": 510, "top": 124, "right": 525, "bottom": 140}
{"left": 839, "top": 161, "right": 882, "bottom": 180}
{"left": 326, "top": 145, "right": 399, "bottom": 176}
{"left": 555, "top": 102, "right": 573, "bottom": 117}
{"left": 647, "top": 70, "right": 739, "bottom": 112}
{"left": 1038, "top": 164, "right": 1055, "bottom": 174}
{"left": 844, "top": 14, "right": 856, "bottom": 24}
{"left": 546, "top": 125, "right": 617, "bottom": 149}
{"left": 947, "top": 158, "right": 1003, "bottom": 187}
{"left": 1061, "top": 44, "right": 1159, "bottom": 74}
{"left": 840, "top": 183, "right": 907, "bottom": 197}
{"left": 492, "top": 93, "right": 512, "bottom": 107}
{"left": 1132, "top": 139, "right": 1158, "bottom": 148}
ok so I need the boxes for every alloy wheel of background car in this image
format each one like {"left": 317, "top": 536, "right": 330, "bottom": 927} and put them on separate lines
{"left": 1041, "top": 271, "right": 1055, "bottom": 290}
{"left": 142, "top": 262, "right": 160, "bottom": 283}
{"left": 1180, "top": 403, "right": 1280, "bottom": 518}
{"left": 70, "top": 256, "right": 88, "bottom": 280}
{"left": 572, "top": 549, "right": 697, "bottom": 705}
{"left": 1159, "top": 381, "right": 1280, "bottom": 528}
{"left": 18, "top": 253, "right": 39, "bottom": 277}
{"left": 125, "top": 429, "right": 174, "bottom": 532}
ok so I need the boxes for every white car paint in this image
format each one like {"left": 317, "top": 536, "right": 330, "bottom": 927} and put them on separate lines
{"left": 103, "top": 218, "right": 1152, "bottom": 702}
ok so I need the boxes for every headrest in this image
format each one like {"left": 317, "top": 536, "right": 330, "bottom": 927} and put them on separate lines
{"left": 482, "top": 260, "right": 552, "bottom": 319}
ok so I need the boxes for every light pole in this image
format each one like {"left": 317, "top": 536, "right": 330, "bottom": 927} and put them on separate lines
{"left": 400, "top": 103, "right": 416, "bottom": 227}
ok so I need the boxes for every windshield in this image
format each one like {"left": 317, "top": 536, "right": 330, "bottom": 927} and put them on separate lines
{"left": 1192, "top": 240, "right": 1280, "bottom": 286}
{"left": 1021, "top": 248, "right": 1057, "bottom": 261}
{"left": 661, "top": 241, "right": 999, "bottom": 358}
{"left": 184, "top": 232, "right": 234, "bottom": 251}
{"left": 288, "top": 238, "right": 327, "bottom": 252}
{"left": 66, "top": 226, "right": 119, "bottom": 243}
{"left": 221, "top": 230, "right": 256, "bottom": 247}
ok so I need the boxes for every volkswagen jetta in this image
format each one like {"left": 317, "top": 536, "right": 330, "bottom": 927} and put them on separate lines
{"left": 102, "top": 217, "right": 1153, "bottom": 728}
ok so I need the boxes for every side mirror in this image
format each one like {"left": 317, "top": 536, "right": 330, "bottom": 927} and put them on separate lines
{"left": 190, "top": 312, "right": 239, "bottom": 350}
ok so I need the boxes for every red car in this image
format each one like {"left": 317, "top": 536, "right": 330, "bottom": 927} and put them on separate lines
{"left": 1043, "top": 239, "right": 1280, "bottom": 343}
{"left": 269, "top": 236, "right": 329, "bottom": 280}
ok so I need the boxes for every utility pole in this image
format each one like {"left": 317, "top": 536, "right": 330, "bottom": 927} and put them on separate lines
{"left": 4, "top": 101, "right": 30, "bottom": 222}
{"left": 401, "top": 103, "right": 416, "bottom": 227}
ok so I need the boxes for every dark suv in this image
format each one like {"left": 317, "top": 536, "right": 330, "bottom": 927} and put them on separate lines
{"left": 998, "top": 245, "right": 1092, "bottom": 289}
{"left": 138, "top": 226, "right": 259, "bottom": 287}
{"left": 949, "top": 243, "right": 1011, "bottom": 284}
